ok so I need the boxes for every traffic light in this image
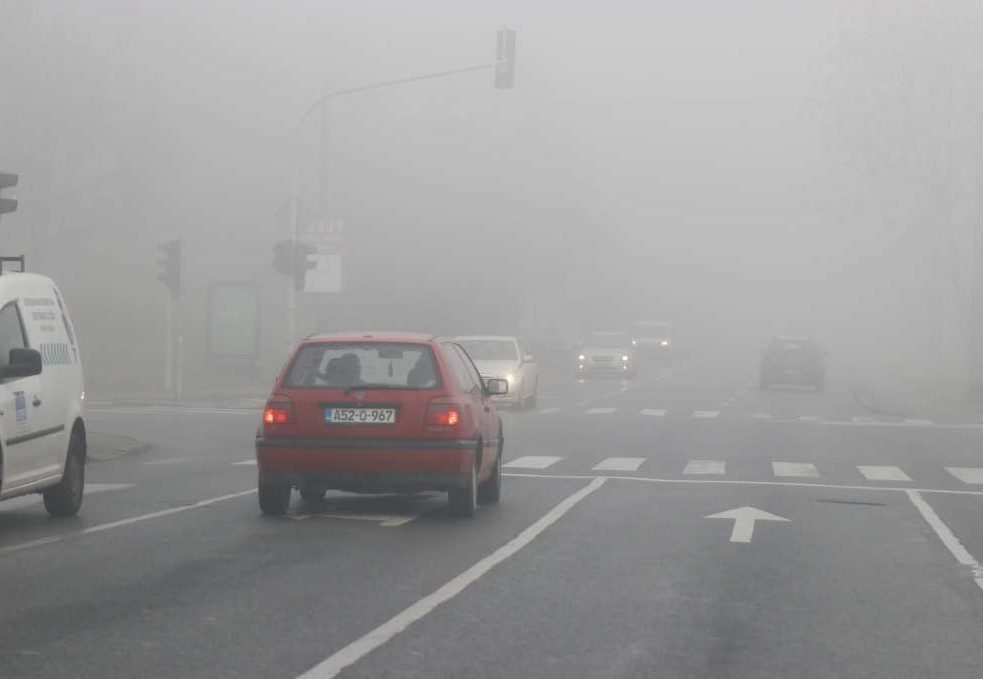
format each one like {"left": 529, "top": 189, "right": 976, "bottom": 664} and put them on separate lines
{"left": 273, "top": 240, "right": 317, "bottom": 290}
{"left": 0, "top": 172, "right": 18, "bottom": 219}
{"left": 157, "top": 239, "right": 181, "bottom": 299}
{"left": 293, "top": 241, "right": 317, "bottom": 291}
{"left": 272, "top": 240, "right": 293, "bottom": 275}
{"left": 495, "top": 28, "right": 516, "bottom": 90}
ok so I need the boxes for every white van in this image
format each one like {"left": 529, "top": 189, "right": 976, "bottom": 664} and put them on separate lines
{"left": 0, "top": 273, "right": 86, "bottom": 516}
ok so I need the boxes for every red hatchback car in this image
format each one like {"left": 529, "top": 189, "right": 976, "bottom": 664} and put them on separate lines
{"left": 255, "top": 333, "right": 508, "bottom": 517}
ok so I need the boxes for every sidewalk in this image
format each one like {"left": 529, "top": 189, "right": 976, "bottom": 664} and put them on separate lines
{"left": 851, "top": 368, "right": 983, "bottom": 421}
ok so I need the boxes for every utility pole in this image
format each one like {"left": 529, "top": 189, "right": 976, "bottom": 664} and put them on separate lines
{"left": 282, "top": 28, "right": 517, "bottom": 353}
{"left": 157, "top": 239, "right": 183, "bottom": 399}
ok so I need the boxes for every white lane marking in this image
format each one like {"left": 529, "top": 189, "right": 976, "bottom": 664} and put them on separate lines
{"left": 0, "top": 489, "right": 255, "bottom": 557}
{"left": 946, "top": 467, "right": 983, "bottom": 485}
{"left": 751, "top": 413, "right": 772, "bottom": 420}
{"left": 903, "top": 418, "right": 934, "bottom": 426}
{"left": 692, "top": 410, "right": 720, "bottom": 419}
{"left": 852, "top": 416, "right": 880, "bottom": 424}
{"left": 585, "top": 407, "right": 616, "bottom": 415}
{"left": 142, "top": 457, "right": 193, "bottom": 466}
{"left": 0, "top": 483, "right": 135, "bottom": 511}
{"left": 858, "top": 465, "right": 911, "bottom": 482}
{"left": 233, "top": 459, "right": 258, "bottom": 466}
{"left": 502, "top": 471, "right": 983, "bottom": 497}
{"left": 536, "top": 408, "right": 561, "bottom": 415}
{"left": 772, "top": 462, "right": 819, "bottom": 478}
{"left": 297, "top": 478, "right": 607, "bottom": 679}
{"left": 798, "top": 415, "right": 824, "bottom": 423}
{"left": 684, "top": 460, "right": 726, "bottom": 475}
{"left": 503, "top": 456, "right": 562, "bottom": 470}
{"left": 592, "top": 457, "right": 644, "bottom": 472}
{"left": 289, "top": 512, "right": 422, "bottom": 528}
{"left": 906, "top": 490, "right": 983, "bottom": 593}
{"left": 640, "top": 409, "right": 667, "bottom": 417}
{"left": 705, "top": 506, "right": 790, "bottom": 543}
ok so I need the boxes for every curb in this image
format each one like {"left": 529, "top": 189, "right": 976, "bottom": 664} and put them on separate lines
{"left": 851, "top": 385, "right": 913, "bottom": 419}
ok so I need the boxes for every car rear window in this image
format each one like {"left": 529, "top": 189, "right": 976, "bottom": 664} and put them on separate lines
{"left": 284, "top": 342, "right": 442, "bottom": 389}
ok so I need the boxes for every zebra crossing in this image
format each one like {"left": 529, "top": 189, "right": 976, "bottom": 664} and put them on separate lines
{"left": 504, "top": 455, "right": 983, "bottom": 486}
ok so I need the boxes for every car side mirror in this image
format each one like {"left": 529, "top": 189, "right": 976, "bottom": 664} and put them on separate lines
{"left": 0, "top": 348, "right": 42, "bottom": 380}
{"left": 485, "top": 378, "right": 509, "bottom": 396}
{"left": 522, "top": 354, "right": 535, "bottom": 364}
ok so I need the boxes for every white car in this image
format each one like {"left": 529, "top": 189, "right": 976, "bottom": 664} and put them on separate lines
{"left": 0, "top": 272, "right": 87, "bottom": 516}
{"left": 576, "top": 331, "right": 638, "bottom": 379}
{"left": 456, "top": 336, "right": 538, "bottom": 409}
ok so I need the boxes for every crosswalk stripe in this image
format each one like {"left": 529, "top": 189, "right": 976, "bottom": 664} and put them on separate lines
{"left": 683, "top": 460, "right": 725, "bottom": 475}
{"left": 945, "top": 467, "right": 983, "bottom": 485}
{"left": 903, "top": 418, "right": 934, "bottom": 426}
{"left": 772, "top": 462, "right": 819, "bottom": 477}
{"left": 586, "top": 408, "right": 616, "bottom": 415}
{"left": 798, "top": 416, "right": 823, "bottom": 423}
{"left": 853, "top": 416, "right": 879, "bottom": 424}
{"left": 857, "top": 465, "right": 911, "bottom": 482}
{"left": 592, "top": 457, "right": 645, "bottom": 472}
{"left": 142, "top": 457, "right": 193, "bottom": 466}
{"left": 504, "top": 456, "right": 562, "bottom": 470}
{"left": 232, "top": 459, "right": 257, "bottom": 466}
{"left": 692, "top": 410, "right": 719, "bottom": 419}
{"left": 751, "top": 413, "right": 772, "bottom": 420}
{"left": 640, "top": 409, "right": 667, "bottom": 417}
{"left": 537, "top": 408, "right": 561, "bottom": 415}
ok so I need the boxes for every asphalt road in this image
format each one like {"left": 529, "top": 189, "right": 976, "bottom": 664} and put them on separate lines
{"left": 2, "top": 351, "right": 983, "bottom": 678}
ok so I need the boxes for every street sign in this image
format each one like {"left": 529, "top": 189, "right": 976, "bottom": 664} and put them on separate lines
{"left": 302, "top": 219, "right": 343, "bottom": 292}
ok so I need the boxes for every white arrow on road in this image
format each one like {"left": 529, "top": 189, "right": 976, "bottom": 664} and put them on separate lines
{"left": 705, "top": 506, "right": 790, "bottom": 543}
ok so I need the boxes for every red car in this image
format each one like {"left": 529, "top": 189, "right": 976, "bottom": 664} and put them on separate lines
{"left": 255, "top": 333, "right": 508, "bottom": 517}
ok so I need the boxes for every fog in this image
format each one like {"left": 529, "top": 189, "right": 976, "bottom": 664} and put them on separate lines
{"left": 1, "top": 0, "right": 981, "bottom": 397}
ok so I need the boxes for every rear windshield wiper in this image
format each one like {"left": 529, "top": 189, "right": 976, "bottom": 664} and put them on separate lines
{"left": 343, "top": 384, "right": 408, "bottom": 394}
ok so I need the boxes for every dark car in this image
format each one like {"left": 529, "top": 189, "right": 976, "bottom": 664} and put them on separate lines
{"left": 759, "top": 336, "right": 825, "bottom": 391}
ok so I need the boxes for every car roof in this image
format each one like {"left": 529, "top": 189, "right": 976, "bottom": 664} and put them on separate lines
{"left": 587, "top": 331, "right": 629, "bottom": 336}
{"left": 303, "top": 331, "right": 437, "bottom": 344}
{"left": 455, "top": 335, "right": 517, "bottom": 342}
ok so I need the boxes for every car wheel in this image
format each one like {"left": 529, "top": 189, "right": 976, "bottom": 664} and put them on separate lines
{"left": 43, "top": 430, "right": 85, "bottom": 517}
{"left": 525, "top": 380, "right": 538, "bottom": 409}
{"left": 258, "top": 476, "right": 291, "bottom": 516}
{"left": 478, "top": 439, "right": 503, "bottom": 505}
{"left": 448, "top": 459, "right": 478, "bottom": 518}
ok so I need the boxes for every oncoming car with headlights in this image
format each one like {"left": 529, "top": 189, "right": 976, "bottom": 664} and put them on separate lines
{"left": 575, "top": 331, "right": 637, "bottom": 379}
{"left": 456, "top": 335, "right": 538, "bottom": 409}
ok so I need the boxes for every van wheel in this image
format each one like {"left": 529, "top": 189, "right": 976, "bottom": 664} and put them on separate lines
{"left": 258, "top": 477, "right": 291, "bottom": 516}
{"left": 43, "top": 431, "right": 85, "bottom": 517}
{"left": 448, "top": 462, "right": 477, "bottom": 518}
{"left": 478, "top": 439, "right": 503, "bottom": 505}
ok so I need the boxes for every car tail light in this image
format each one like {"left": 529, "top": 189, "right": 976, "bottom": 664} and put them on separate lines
{"left": 263, "top": 395, "right": 296, "bottom": 427}
{"left": 426, "top": 397, "right": 461, "bottom": 430}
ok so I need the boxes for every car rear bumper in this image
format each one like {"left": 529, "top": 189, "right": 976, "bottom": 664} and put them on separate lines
{"left": 254, "top": 437, "right": 478, "bottom": 492}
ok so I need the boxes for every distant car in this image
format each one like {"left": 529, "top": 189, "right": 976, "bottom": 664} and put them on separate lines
{"left": 255, "top": 333, "right": 507, "bottom": 518}
{"left": 0, "top": 273, "right": 87, "bottom": 517}
{"left": 632, "top": 320, "right": 673, "bottom": 358}
{"left": 759, "top": 336, "right": 825, "bottom": 391}
{"left": 576, "top": 331, "right": 638, "bottom": 379}
{"left": 456, "top": 336, "right": 538, "bottom": 409}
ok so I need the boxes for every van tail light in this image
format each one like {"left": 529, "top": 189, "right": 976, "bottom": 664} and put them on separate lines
{"left": 263, "top": 395, "right": 296, "bottom": 429}
{"left": 425, "top": 397, "right": 462, "bottom": 430}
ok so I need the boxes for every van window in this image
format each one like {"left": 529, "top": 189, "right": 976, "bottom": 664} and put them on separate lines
{"left": 0, "top": 302, "right": 27, "bottom": 368}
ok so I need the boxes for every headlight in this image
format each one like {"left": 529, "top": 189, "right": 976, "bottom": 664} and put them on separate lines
{"left": 660, "top": 340, "right": 669, "bottom": 347}
{"left": 505, "top": 374, "right": 514, "bottom": 383}
{"left": 622, "top": 355, "right": 629, "bottom": 361}
{"left": 578, "top": 354, "right": 586, "bottom": 361}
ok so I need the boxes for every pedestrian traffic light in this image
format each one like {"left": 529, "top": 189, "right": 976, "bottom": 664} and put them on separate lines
{"left": 273, "top": 240, "right": 293, "bottom": 276}
{"left": 0, "top": 172, "right": 18, "bottom": 218}
{"left": 157, "top": 239, "right": 181, "bottom": 299}
{"left": 495, "top": 28, "right": 516, "bottom": 90}
{"left": 293, "top": 241, "right": 317, "bottom": 291}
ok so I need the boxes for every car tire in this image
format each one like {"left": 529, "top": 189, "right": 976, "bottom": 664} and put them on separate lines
{"left": 448, "top": 459, "right": 478, "bottom": 518}
{"left": 43, "top": 430, "right": 85, "bottom": 517}
{"left": 478, "top": 439, "right": 503, "bottom": 505}
{"left": 258, "top": 477, "right": 291, "bottom": 516}
{"left": 526, "top": 384, "right": 538, "bottom": 410}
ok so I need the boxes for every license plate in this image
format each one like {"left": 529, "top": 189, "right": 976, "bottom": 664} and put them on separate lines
{"left": 324, "top": 407, "right": 396, "bottom": 424}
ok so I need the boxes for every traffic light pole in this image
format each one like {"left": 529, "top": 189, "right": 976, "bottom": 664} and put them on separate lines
{"left": 283, "top": 38, "right": 514, "bottom": 353}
